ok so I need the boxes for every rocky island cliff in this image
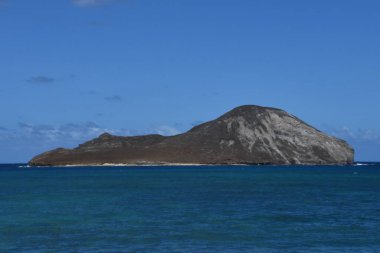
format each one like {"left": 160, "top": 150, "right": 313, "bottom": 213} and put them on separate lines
{"left": 29, "top": 105, "right": 354, "bottom": 166}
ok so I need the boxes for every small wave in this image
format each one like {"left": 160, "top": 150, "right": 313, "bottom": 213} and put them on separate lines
{"left": 353, "top": 163, "right": 376, "bottom": 166}
{"left": 17, "top": 165, "right": 30, "bottom": 168}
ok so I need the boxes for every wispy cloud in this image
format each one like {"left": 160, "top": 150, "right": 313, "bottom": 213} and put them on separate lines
{"left": 73, "top": 0, "right": 105, "bottom": 6}
{"left": 72, "top": 0, "right": 124, "bottom": 7}
{"left": 155, "top": 126, "right": 180, "bottom": 136}
{"left": 26, "top": 75, "right": 56, "bottom": 84}
{"left": 1, "top": 122, "right": 182, "bottom": 143}
{"left": 104, "top": 95, "right": 122, "bottom": 102}
{"left": 88, "top": 90, "right": 97, "bottom": 95}
{"left": 89, "top": 21, "right": 109, "bottom": 27}
{"left": 17, "top": 122, "right": 108, "bottom": 142}
{"left": 0, "top": 122, "right": 184, "bottom": 162}
{"left": 191, "top": 120, "right": 204, "bottom": 127}
{"left": 323, "top": 125, "right": 380, "bottom": 144}
{"left": 0, "top": 122, "right": 116, "bottom": 162}
{"left": 322, "top": 125, "right": 380, "bottom": 161}
{"left": 26, "top": 74, "right": 77, "bottom": 86}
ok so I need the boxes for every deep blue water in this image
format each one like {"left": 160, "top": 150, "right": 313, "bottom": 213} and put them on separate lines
{"left": 0, "top": 164, "right": 379, "bottom": 252}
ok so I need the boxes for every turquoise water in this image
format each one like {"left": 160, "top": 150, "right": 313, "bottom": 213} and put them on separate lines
{"left": 0, "top": 164, "right": 379, "bottom": 252}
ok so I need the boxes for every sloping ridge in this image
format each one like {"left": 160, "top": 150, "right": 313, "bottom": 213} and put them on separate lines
{"left": 29, "top": 105, "right": 354, "bottom": 166}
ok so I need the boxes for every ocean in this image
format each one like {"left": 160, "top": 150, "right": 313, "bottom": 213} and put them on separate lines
{"left": 0, "top": 164, "right": 379, "bottom": 252}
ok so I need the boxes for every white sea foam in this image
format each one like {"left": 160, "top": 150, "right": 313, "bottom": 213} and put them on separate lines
{"left": 354, "top": 163, "right": 368, "bottom": 166}
{"left": 28, "top": 163, "right": 251, "bottom": 167}
{"left": 18, "top": 165, "right": 30, "bottom": 168}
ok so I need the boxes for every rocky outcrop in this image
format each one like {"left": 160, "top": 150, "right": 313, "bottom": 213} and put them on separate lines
{"left": 29, "top": 105, "right": 354, "bottom": 166}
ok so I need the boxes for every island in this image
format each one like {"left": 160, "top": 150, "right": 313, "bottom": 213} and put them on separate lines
{"left": 29, "top": 105, "right": 354, "bottom": 166}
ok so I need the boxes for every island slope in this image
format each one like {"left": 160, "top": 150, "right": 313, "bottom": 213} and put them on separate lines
{"left": 29, "top": 105, "right": 354, "bottom": 166}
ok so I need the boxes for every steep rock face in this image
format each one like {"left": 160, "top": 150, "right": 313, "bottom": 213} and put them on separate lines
{"left": 29, "top": 105, "right": 354, "bottom": 166}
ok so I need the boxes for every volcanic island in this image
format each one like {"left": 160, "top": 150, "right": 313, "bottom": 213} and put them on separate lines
{"left": 29, "top": 105, "right": 354, "bottom": 166}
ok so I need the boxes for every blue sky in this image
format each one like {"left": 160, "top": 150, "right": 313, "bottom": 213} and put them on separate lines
{"left": 0, "top": 0, "right": 379, "bottom": 162}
